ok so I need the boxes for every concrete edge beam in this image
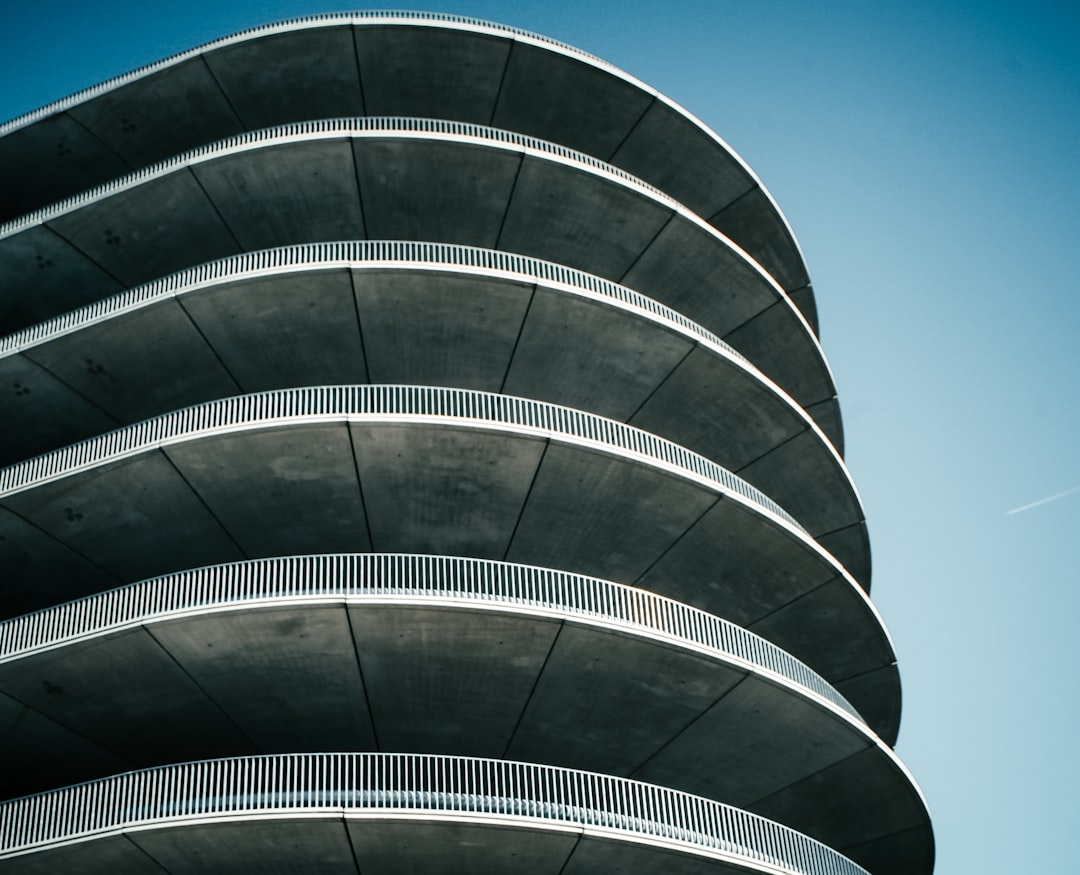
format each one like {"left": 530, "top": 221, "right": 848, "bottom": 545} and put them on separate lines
{"left": 0, "top": 121, "right": 833, "bottom": 415}
{"left": 0, "top": 14, "right": 813, "bottom": 317}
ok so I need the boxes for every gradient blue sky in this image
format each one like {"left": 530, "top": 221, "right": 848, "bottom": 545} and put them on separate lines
{"left": 3, "top": 2, "right": 1078, "bottom": 872}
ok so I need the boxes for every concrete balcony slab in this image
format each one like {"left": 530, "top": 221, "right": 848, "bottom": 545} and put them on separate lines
{"left": 0, "top": 563, "right": 928, "bottom": 869}
{"left": 0, "top": 122, "right": 833, "bottom": 423}
{"left": 0, "top": 246, "right": 862, "bottom": 579}
{"left": 0, "top": 387, "right": 896, "bottom": 738}
{"left": 0, "top": 14, "right": 813, "bottom": 325}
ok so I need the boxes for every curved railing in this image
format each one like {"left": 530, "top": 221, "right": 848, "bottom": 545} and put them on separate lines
{"left": 0, "top": 12, "right": 807, "bottom": 284}
{"left": 0, "top": 385, "right": 805, "bottom": 533}
{"left": 0, "top": 241, "right": 857, "bottom": 529}
{"left": 0, "top": 116, "right": 673, "bottom": 237}
{"left": 0, "top": 117, "right": 827, "bottom": 397}
{"left": 0, "top": 554, "right": 862, "bottom": 723}
{"left": 0, "top": 13, "right": 627, "bottom": 136}
{"left": 0, "top": 752, "right": 869, "bottom": 875}
{"left": 0, "top": 117, "right": 802, "bottom": 331}
{"left": 0, "top": 241, "right": 745, "bottom": 365}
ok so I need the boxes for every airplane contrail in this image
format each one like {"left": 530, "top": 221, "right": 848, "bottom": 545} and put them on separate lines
{"left": 1006, "top": 484, "right": 1080, "bottom": 516}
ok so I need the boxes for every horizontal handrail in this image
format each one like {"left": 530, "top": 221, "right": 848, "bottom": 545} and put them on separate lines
{"left": 0, "top": 554, "right": 862, "bottom": 723}
{"left": 0, "top": 751, "right": 869, "bottom": 875}
{"left": 0, "top": 11, "right": 811, "bottom": 323}
{"left": 0, "top": 241, "right": 745, "bottom": 366}
{"left": 0, "top": 12, "right": 625, "bottom": 136}
{"left": 0, "top": 385, "right": 806, "bottom": 534}
{"left": 0, "top": 116, "right": 674, "bottom": 239}
{"left": 0, "top": 116, "right": 822, "bottom": 384}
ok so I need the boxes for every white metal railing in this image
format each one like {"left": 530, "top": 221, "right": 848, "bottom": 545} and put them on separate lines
{"left": 0, "top": 241, "right": 745, "bottom": 366}
{"left": 0, "top": 116, "right": 820, "bottom": 380}
{"left": 0, "top": 10, "right": 810, "bottom": 328}
{"left": 0, "top": 751, "right": 870, "bottom": 875}
{"left": 0, "top": 13, "right": 626, "bottom": 137}
{"left": 0, "top": 554, "right": 861, "bottom": 723}
{"left": 0, "top": 116, "right": 675, "bottom": 239}
{"left": 0, "top": 385, "right": 805, "bottom": 533}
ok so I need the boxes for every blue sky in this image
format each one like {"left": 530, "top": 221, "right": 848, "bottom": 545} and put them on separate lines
{"left": 3, "top": 2, "right": 1079, "bottom": 872}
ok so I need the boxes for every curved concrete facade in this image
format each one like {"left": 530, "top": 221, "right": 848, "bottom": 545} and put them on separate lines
{"left": 0, "top": 13, "right": 817, "bottom": 329}
{"left": 0, "top": 119, "right": 835, "bottom": 436}
{"left": 0, "top": 14, "right": 933, "bottom": 875}
{"left": 0, "top": 247, "right": 865, "bottom": 582}
{"left": 0, "top": 556, "right": 928, "bottom": 858}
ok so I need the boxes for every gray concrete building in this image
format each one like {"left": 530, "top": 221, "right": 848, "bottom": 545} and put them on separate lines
{"left": 0, "top": 12, "right": 932, "bottom": 875}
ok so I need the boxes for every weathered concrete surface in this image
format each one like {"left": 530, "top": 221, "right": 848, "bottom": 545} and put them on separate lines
{"left": 737, "top": 430, "right": 868, "bottom": 582}
{"left": 505, "top": 443, "right": 720, "bottom": 583}
{"left": 150, "top": 603, "right": 376, "bottom": 753}
{"left": 0, "top": 599, "right": 925, "bottom": 858}
{"left": 817, "top": 523, "right": 873, "bottom": 588}
{"left": 164, "top": 422, "right": 371, "bottom": 557}
{"left": 0, "top": 224, "right": 123, "bottom": 330}
{"left": 806, "top": 397, "right": 845, "bottom": 456}
{"left": 752, "top": 747, "right": 935, "bottom": 875}
{"left": 44, "top": 171, "right": 240, "bottom": 289}
{"left": 750, "top": 576, "right": 894, "bottom": 684}
{"left": 504, "top": 623, "right": 744, "bottom": 775}
{"left": 24, "top": 297, "right": 240, "bottom": 424}
{"left": 0, "top": 19, "right": 814, "bottom": 328}
{"left": 2, "top": 452, "right": 245, "bottom": 590}
{"left": 494, "top": 41, "right": 655, "bottom": 160}
{"left": 0, "top": 113, "right": 132, "bottom": 224}
{"left": 0, "top": 628, "right": 255, "bottom": 771}
{"left": 637, "top": 500, "right": 839, "bottom": 625}
{"left": 0, "top": 131, "right": 831, "bottom": 430}
{"left": 500, "top": 155, "right": 672, "bottom": 281}
{"left": 0, "top": 354, "right": 119, "bottom": 465}
{"left": 64, "top": 57, "right": 242, "bottom": 169}
{"left": 722, "top": 300, "right": 834, "bottom": 422}
{"left": 353, "top": 138, "right": 521, "bottom": 247}
{"left": 0, "top": 506, "right": 121, "bottom": 612}
{"left": 135, "top": 817, "right": 357, "bottom": 874}
{"left": 0, "top": 417, "right": 892, "bottom": 734}
{"left": 628, "top": 344, "right": 801, "bottom": 466}
{"left": 610, "top": 99, "right": 753, "bottom": 242}
{"left": 621, "top": 211, "right": 774, "bottom": 337}
{"left": 706, "top": 185, "right": 812, "bottom": 295}
{"left": 0, "top": 262, "right": 859, "bottom": 583}
{"left": 193, "top": 139, "right": 366, "bottom": 251}
{"left": 504, "top": 290, "right": 694, "bottom": 420}
{"left": 353, "top": 26, "right": 511, "bottom": 122}
{"left": 834, "top": 664, "right": 902, "bottom": 743}
{"left": 0, "top": 689, "right": 128, "bottom": 800}
{"left": 356, "top": 269, "right": 530, "bottom": 391}
{"left": 349, "top": 605, "right": 559, "bottom": 757}
{"left": 0, "top": 834, "right": 167, "bottom": 875}
{"left": 205, "top": 26, "right": 364, "bottom": 130}
{"left": 183, "top": 269, "right": 369, "bottom": 391}
{"left": 634, "top": 678, "right": 868, "bottom": 804}
{"left": 352, "top": 421, "right": 546, "bottom": 558}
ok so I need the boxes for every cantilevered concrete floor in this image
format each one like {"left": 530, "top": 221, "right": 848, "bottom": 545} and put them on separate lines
{"left": 0, "top": 387, "right": 899, "bottom": 741}
{"left": 0, "top": 121, "right": 833, "bottom": 428}
{"left": 0, "top": 13, "right": 816, "bottom": 329}
{"left": 0, "top": 14, "right": 933, "bottom": 875}
{"left": 0, "top": 244, "right": 865, "bottom": 584}
{"left": 0, "top": 556, "right": 929, "bottom": 863}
